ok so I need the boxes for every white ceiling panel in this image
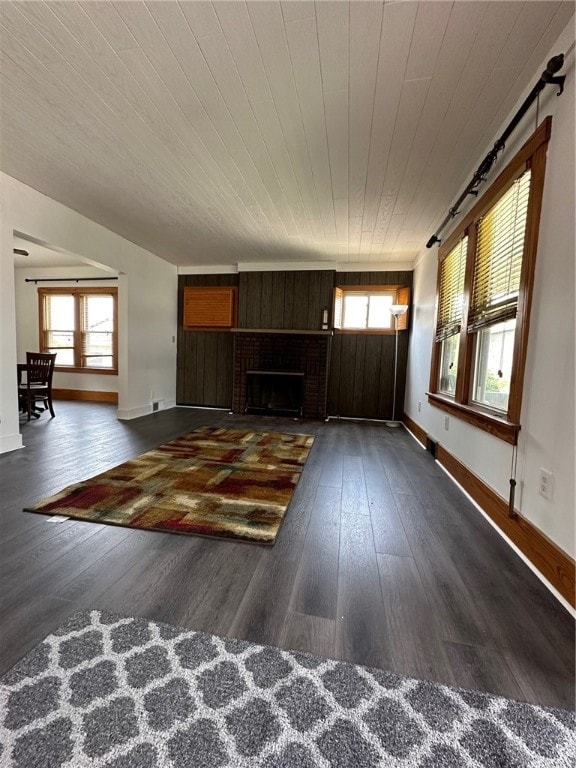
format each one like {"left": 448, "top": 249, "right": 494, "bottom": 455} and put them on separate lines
{"left": 0, "top": 0, "right": 573, "bottom": 267}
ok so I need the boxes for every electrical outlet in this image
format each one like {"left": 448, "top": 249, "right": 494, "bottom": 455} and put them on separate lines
{"left": 444, "top": 416, "right": 449, "bottom": 431}
{"left": 539, "top": 468, "right": 553, "bottom": 500}
{"left": 418, "top": 400, "right": 422, "bottom": 412}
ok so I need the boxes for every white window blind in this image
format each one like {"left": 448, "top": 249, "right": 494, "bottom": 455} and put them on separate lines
{"left": 467, "top": 169, "right": 531, "bottom": 332}
{"left": 435, "top": 236, "right": 467, "bottom": 342}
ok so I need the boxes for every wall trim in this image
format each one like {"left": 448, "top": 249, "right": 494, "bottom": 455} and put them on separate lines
{"left": 178, "top": 261, "right": 416, "bottom": 274}
{"left": 403, "top": 413, "right": 427, "bottom": 446}
{"left": 178, "top": 265, "right": 238, "bottom": 275}
{"left": 53, "top": 389, "right": 118, "bottom": 404}
{"left": 0, "top": 432, "right": 24, "bottom": 455}
{"left": 403, "top": 412, "right": 575, "bottom": 608}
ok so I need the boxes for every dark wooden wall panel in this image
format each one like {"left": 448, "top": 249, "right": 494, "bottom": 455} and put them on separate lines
{"left": 176, "top": 269, "right": 413, "bottom": 417}
{"left": 238, "top": 270, "right": 334, "bottom": 330}
{"left": 176, "top": 274, "right": 238, "bottom": 407}
{"left": 327, "top": 270, "right": 413, "bottom": 419}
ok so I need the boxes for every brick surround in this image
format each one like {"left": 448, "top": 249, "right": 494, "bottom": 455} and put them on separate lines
{"left": 232, "top": 333, "right": 330, "bottom": 419}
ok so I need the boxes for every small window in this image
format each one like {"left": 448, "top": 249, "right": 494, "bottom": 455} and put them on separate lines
{"left": 39, "top": 287, "right": 118, "bottom": 374}
{"left": 333, "top": 286, "right": 410, "bottom": 332}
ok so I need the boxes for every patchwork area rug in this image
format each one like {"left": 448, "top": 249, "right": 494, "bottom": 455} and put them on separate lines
{"left": 24, "top": 427, "right": 314, "bottom": 545}
{"left": 0, "top": 611, "right": 574, "bottom": 768}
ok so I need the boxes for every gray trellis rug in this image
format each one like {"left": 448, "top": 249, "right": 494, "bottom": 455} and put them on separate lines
{"left": 0, "top": 611, "right": 574, "bottom": 768}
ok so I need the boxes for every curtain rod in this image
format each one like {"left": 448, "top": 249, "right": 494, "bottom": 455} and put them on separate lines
{"left": 426, "top": 53, "right": 567, "bottom": 249}
{"left": 25, "top": 277, "right": 118, "bottom": 284}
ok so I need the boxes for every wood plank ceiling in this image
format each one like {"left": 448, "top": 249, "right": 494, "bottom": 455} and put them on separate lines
{"left": 0, "top": 1, "right": 573, "bottom": 267}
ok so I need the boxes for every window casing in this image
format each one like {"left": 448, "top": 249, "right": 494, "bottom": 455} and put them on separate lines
{"left": 39, "top": 287, "right": 118, "bottom": 374}
{"left": 333, "top": 285, "right": 410, "bottom": 333}
{"left": 428, "top": 118, "right": 551, "bottom": 444}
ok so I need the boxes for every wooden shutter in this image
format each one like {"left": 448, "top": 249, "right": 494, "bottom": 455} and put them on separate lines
{"left": 395, "top": 286, "right": 411, "bottom": 330}
{"left": 183, "top": 287, "right": 237, "bottom": 329}
{"left": 467, "top": 169, "right": 531, "bottom": 331}
{"left": 435, "top": 236, "right": 467, "bottom": 341}
{"left": 333, "top": 287, "right": 343, "bottom": 329}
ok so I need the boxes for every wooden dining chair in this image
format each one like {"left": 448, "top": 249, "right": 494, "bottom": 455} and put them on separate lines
{"left": 18, "top": 352, "right": 56, "bottom": 421}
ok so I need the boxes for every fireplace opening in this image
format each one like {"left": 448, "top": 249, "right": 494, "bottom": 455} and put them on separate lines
{"left": 245, "top": 370, "right": 305, "bottom": 417}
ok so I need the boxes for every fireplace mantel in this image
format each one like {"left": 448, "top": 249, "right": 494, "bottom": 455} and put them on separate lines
{"left": 231, "top": 328, "right": 332, "bottom": 335}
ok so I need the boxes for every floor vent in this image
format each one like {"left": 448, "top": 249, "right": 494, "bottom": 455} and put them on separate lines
{"left": 426, "top": 435, "right": 438, "bottom": 458}
{"left": 152, "top": 401, "right": 159, "bottom": 412}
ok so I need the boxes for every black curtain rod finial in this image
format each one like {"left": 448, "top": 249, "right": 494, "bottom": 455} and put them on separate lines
{"left": 544, "top": 53, "right": 564, "bottom": 75}
{"left": 426, "top": 235, "right": 441, "bottom": 249}
{"left": 541, "top": 53, "right": 566, "bottom": 95}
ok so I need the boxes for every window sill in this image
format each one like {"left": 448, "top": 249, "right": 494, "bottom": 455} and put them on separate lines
{"left": 55, "top": 367, "right": 118, "bottom": 376}
{"left": 427, "top": 392, "right": 520, "bottom": 445}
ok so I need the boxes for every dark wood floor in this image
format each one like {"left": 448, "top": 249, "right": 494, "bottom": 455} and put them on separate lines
{"left": 1, "top": 402, "right": 574, "bottom": 709}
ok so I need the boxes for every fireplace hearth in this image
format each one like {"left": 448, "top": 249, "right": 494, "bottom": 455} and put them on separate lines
{"left": 232, "top": 331, "right": 330, "bottom": 420}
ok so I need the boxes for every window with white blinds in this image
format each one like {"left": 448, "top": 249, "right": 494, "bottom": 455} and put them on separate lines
{"left": 428, "top": 117, "right": 551, "bottom": 442}
{"left": 467, "top": 169, "right": 531, "bottom": 332}
{"left": 39, "top": 287, "right": 118, "bottom": 373}
{"left": 435, "top": 235, "right": 468, "bottom": 342}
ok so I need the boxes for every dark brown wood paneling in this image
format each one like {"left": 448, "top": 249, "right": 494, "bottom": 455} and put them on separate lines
{"left": 178, "top": 270, "right": 412, "bottom": 416}
{"left": 329, "top": 332, "right": 401, "bottom": 419}
{"left": 238, "top": 270, "right": 334, "bottom": 330}
{"left": 328, "top": 271, "right": 413, "bottom": 419}
{"left": 177, "top": 275, "right": 238, "bottom": 408}
{"left": 271, "top": 271, "right": 286, "bottom": 328}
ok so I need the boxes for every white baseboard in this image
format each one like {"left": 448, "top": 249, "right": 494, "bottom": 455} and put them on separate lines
{"left": 116, "top": 404, "right": 154, "bottom": 420}
{"left": 0, "top": 432, "right": 24, "bottom": 454}
{"left": 116, "top": 399, "right": 177, "bottom": 421}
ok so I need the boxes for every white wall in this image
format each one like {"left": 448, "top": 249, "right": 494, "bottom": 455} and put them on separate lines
{"left": 0, "top": 173, "right": 178, "bottom": 453}
{"left": 405, "top": 22, "right": 575, "bottom": 558}
{"left": 14, "top": 265, "right": 119, "bottom": 394}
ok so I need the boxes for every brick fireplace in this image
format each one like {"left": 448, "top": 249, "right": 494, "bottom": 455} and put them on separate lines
{"left": 232, "top": 331, "right": 330, "bottom": 419}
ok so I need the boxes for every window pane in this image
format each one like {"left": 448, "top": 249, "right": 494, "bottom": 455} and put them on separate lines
{"left": 438, "top": 334, "right": 460, "bottom": 396}
{"left": 83, "top": 331, "right": 113, "bottom": 357}
{"left": 47, "top": 347, "right": 75, "bottom": 366}
{"left": 84, "top": 355, "right": 114, "bottom": 368}
{"left": 84, "top": 295, "right": 114, "bottom": 332}
{"left": 81, "top": 295, "right": 114, "bottom": 369}
{"left": 367, "top": 295, "right": 393, "bottom": 329}
{"left": 343, "top": 295, "right": 368, "bottom": 328}
{"left": 471, "top": 319, "right": 516, "bottom": 412}
{"left": 46, "top": 295, "right": 74, "bottom": 329}
{"left": 47, "top": 331, "right": 74, "bottom": 349}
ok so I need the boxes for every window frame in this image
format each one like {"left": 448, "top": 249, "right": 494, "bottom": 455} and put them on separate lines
{"left": 38, "top": 286, "right": 118, "bottom": 375}
{"left": 333, "top": 285, "right": 410, "bottom": 334}
{"left": 428, "top": 117, "right": 551, "bottom": 445}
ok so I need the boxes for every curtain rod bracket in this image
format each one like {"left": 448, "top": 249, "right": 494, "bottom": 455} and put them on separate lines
{"left": 546, "top": 75, "right": 565, "bottom": 95}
